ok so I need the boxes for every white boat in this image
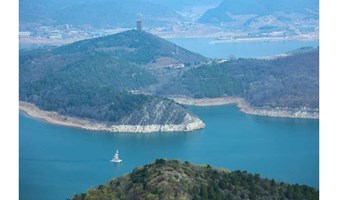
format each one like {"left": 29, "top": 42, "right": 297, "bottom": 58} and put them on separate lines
{"left": 110, "top": 149, "right": 122, "bottom": 163}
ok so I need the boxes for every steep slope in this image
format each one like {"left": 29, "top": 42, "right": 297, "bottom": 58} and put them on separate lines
{"left": 19, "top": 30, "right": 206, "bottom": 132}
{"left": 72, "top": 159, "right": 319, "bottom": 200}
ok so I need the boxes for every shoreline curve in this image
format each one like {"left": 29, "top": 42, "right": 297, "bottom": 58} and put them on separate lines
{"left": 19, "top": 101, "right": 205, "bottom": 133}
{"left": 171, "top": 97, "right": 319, "bottom": 119}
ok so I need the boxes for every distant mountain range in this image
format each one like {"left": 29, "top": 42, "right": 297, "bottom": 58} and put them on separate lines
{"left": 72, "top": 159, "right": 319, "bottom": 200}
{"left": 199, "top": 0, "right": 319, "bottom": 29}
{"left": 20, "top": 0, "right": 319, "bottom": 36}
{"left": 19, "top": 0, "right": 186, "bottom": 28}
{"left": 141, "top": 0, "right": 222, "bottom": 11}
{"left": 19, "top": 30, "right": 207, "bottom": 132}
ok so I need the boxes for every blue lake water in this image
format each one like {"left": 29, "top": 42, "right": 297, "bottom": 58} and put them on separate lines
{"left": 19, "top": 105, "right": 319, "bottom": 200}
{"left": 167, "top": 38, "right": 319, "bottom": 58}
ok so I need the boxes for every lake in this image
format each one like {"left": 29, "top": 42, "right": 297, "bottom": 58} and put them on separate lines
{"left": 167, "top": 38, "right": 319, "bottom": 58}
{"left": 19, "top": 105, "right": 319, "bottom": 200}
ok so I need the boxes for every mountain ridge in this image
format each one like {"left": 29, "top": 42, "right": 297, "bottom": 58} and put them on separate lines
{"left": 199, "top": 0, "right": 319, "bottom": 29}
{"left": 20, "top": 0, "right": 186, "bottom": 28}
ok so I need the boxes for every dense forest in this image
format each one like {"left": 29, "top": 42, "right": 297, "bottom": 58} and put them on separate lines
{"left": 19, "top": 30, "right": 206, "bottom": 125}
{"left": 72, "top": 159, "right": 319, "bottom": 200}
{"left": 161, "top": 47, "right": 319, "bottom": 110}
{"left": 54, "top": 30, "right": 207, "bottom": 65}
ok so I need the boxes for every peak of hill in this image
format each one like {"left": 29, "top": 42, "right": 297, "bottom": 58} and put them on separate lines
{"left": 55, "top": 30, "right": 207, "bottom": 65}
{"left": 72, "top": 159, "right": 319, "bottom": 200}
{"left": 19, "top": 30, "right": 206, "bottom": 132}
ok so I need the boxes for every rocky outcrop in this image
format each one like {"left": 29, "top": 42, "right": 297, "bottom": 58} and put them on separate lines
{"left": 238, "top": 102, "right": 319, "bottom": 119}
{"left": 19, "top": 100, "right": 205, "bottom": 133}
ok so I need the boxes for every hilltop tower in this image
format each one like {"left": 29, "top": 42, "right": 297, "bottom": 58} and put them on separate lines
{"left": 136, "top": 19, "right": 142, "bottom": 31}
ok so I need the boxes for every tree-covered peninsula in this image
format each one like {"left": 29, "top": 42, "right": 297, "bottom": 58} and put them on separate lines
{"left": 159, "top": 47, "right": 319, "bottom": 118}
{"left": 19, "top": 30, "right": 207, "bottom": 132}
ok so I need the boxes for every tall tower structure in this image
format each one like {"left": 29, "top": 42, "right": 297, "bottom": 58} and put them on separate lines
{"left": 136, "top": 19, "right": 142, "bottom": 31}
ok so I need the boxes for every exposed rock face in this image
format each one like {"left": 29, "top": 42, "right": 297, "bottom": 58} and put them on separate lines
{"left": 118, "top": 98, "right": 188, "bottom": 125}
{"left": 20, "top": 100, "right": 205, "bottom": 133}
{"left": 113, "top": 98, "right": 205, "bottom": 132}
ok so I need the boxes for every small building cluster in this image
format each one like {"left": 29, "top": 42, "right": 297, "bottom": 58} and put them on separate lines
{"left": 167, "top": 63, "right": 185, "bottom": 69}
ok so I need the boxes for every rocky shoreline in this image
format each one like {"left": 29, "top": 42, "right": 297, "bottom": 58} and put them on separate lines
{"left": 19, "top": 102, "right": 205, "bottom": 133}
{"left": 172, "top": 97, "right": 319, "bottom": 119}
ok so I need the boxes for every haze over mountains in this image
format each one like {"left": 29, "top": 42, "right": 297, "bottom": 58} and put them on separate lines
{"left": 19, "top": 0, "right": 319, "bottom": 45}
{"left": 20, "top": 0, "right": 186, "bottom": 28}
{"left": 199, "top": 0, "right": 319, "bottom": 31}
{"left": 201, "top": 0, "right": 318, "bottom": 17}
{"left": 20, "top": 0, "right": 318, "bottom": 29}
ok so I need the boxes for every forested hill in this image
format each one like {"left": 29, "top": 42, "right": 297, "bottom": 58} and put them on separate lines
{"left": 54, "top": 29, "right": 207, "bottom": 65}
{"left": 72, "top": 159, "right": 319, "bottom": 200}
{"left": 160, "top": 47, "right": 319, "bottom": 110}
{"left": 19, "top": 30, "right": 206, "bottom": 128}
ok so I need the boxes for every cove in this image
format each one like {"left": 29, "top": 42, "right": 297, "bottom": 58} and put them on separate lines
{"left": 19, "top": 105, "right": 319, "bottom": 200}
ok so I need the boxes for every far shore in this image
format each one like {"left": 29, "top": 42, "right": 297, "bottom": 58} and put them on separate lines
{"left": 171, "top": 97, "right": 319, "bottom": 119}
{"left": 19, "top": 31, "right": 319, "bottom": 49}
{"left": 19, "top": 101, "right": 205, "bottom": 133}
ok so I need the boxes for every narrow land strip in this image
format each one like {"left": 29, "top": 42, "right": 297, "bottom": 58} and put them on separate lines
{"left": 19, "top": 101, "right": 205, "bottom": 133}
{"left": 171, "top": 97, "right": 319, "bottom": 119}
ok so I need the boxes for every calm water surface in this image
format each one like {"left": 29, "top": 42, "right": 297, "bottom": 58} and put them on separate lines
{"left": 167, "top": 38, "right": 319, "bottom": 58}
{"left": 19, "top": 105, "right": 319, "bottom": 200}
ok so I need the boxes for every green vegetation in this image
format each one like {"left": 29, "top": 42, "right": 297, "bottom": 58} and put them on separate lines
{"left": 173, "top": 48, "right": 319, "bottom": 109}
{"left": 72, "top": 159, "right": 319, "bottom": 200}
{"left": 19, "top": 30, "right": 205, "bottom": 124}
{"left": 179, "top": 64, "right": 242, "bottom": 98}
{"left": 20, "top": 50, "right": 155, "bottom": 123}
{"left": 20, "top": 29, "right": 318, "bottom": 122}
{"left": 55, "top": 30, "right": 206, "bottom": 65}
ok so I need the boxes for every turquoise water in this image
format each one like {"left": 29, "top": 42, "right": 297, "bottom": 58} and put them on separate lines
{"left": 167, "top": 37, "right": 319, "bottom": 58}
{"left": 19, "top": 105, "right": 319, "bottom": 200}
